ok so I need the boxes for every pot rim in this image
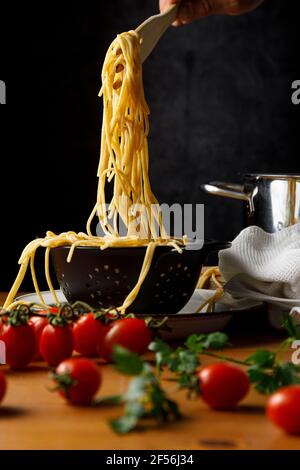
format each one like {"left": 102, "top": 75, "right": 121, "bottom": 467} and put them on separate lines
{"left": 245, "top": 173, "right": 300, "bottom": 180}
{"left": 51, "top": 239, "right": 230, "bottom": 255}
{"left": 51, "top": 242, "right": 201, "bottom": 252}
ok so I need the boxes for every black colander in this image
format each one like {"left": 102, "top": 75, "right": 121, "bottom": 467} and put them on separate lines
{"left": 51, "top": 240, "right": 230, "bottom": 314}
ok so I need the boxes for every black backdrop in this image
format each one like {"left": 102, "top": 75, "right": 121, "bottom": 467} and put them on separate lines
{"left": 0, "top": 0, "right": 299, "bottom": 290}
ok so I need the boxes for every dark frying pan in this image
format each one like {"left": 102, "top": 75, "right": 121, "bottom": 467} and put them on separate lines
{"left": 51, "top": 240, "right": 230, "bottom": 314}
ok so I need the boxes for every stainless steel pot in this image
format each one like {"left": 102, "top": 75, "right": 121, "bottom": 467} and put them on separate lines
{"left": 202, "top": 174, "right": 300, "bottom": 233}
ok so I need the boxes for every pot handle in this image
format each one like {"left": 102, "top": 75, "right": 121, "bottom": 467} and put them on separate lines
{"left": 201, "top": 181, "right": 255, "bottom": 212}
{"left": 201, "top": 239, "right": 231, "bottom": 262}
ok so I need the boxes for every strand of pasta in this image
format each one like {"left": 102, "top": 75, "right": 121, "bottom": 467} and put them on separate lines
{"left": 4, "top": 231, "right": 184, "bottom": 310}
{"left": 118, "top": 242, "right": 156, "bottom": 314}
{"left": 4, "top": 30, "right": 186, "bottom": 313}
{"left": 30, "top": 247, "right": 47, "bottom": 306}
{"left": 196, "top": 267, "right": 224, "bottom": 313}
{"left": 45, "top": 247, "right": 60, "bottom": 305}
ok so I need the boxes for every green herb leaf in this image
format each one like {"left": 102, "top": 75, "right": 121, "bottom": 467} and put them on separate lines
{"left": 247, "top": 366, "right": 278, "bottom": 394}
{"left": 203, "top": 332, "right": 229, "bottom": 350}
{"left": 108, "top": 345, "right": 181, "bottom": 434}
{"left": 124, "top": 376, "right": 147, "bottom": 401}
{"left": 176, "top": 350, "right": 199, "bottom": 374}
{"left": 185, "top": 332, "right": 228, "bottom": 352}
{"left": 110, "top": 414, "right": 139, "bottom": 434}
{"left": 283, "top": 316, "right": 300, "bottom": 340}
{"left": 247, "top": 350, "right": 276, "bottom": 368}
{"left": 148, "top": 383, "right": 181, "bottom": 421}
{"left": 248, "top": 361, "right": 300, "bottom": 395}
{"left": 164, "top": 397, "right": 182, "bottom": 420}
{"left": 275, "top": 362, "right": 300, "bottom": 387}
{"left": 112, "top": 345, "right": 144, "bottom": 376}
{"left": 149, "top": 339, "right": 173, "bottom": 355}
{"left": 184, "top": 334, "right": 207, "bottom": 352}
{"left": 149, "top": 339, "right": 173, "bottom": 370}
{"left": 178, "top": 373, "right": 200, "bottom": 398}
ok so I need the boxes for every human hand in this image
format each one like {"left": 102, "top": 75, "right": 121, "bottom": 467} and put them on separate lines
{"left": 159, "top": 0, "right": 264, "bottom": 26}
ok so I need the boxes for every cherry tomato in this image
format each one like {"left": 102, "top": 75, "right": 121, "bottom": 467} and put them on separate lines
{"left": 101, "top": 318, "right": 152, "bottom": 359}
{"left": 0, "top": 371, "right": 6, "bottom": 403}
{"left": 96, "top": 324, "right": 112, "bottom": 360}
{"left": 49, "top": 307, "right": 59, "bottom": 314}
{"left": 40, "top": 324, "right": 73, "bottom": 367}
{"left": 73, "top": 313, "right": 109, "bottom": 357}
{"left": 267, "top": 386, "right": 300, "bottom": 435}
{"left": 0, "top": 315, "right": 8, "bottom": 329}
{"left": 39, "top": 307, "right": 59, "bottom": 315}
{"left": 29, "top": 316, "right": 48, "bottom": 359}
{"left": 54, "top": 358, "right": 101, "bottom": 405}
{"left": 198, "top": 362, "right": 250, "bottom": 410}
{"left": 0, "top": 323, "right": 36, "bottom": 370}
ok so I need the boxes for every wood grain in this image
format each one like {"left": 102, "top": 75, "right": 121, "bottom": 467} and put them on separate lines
{"left": 0, "top": 292, "right": 299, "bottom": 450}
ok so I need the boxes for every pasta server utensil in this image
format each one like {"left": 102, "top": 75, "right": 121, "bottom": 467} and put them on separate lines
{"left": 136, "top": 4, "right": 179, "bottom": 63}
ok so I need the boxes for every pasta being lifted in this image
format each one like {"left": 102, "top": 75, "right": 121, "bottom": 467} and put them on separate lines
{"left": 4, "top": 31, "right": 186, "bottom": 313}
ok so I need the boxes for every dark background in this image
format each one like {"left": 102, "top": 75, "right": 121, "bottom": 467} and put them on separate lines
{"left": 0, "top": 0, "right": 299, "bottom": 290}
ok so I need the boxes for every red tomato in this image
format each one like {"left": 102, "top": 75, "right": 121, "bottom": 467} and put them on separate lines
{"left": 0, "top": 316, "right": 8, "bottom": 329}
{"left": 73, "top": 313, "right": 109, "bottom": 357}
{"left": 29, "top": 316, "right": 48, "bottom": 359}
{"left": 101, "top": 318, "right": 152, "bottom": 359}
{"left": 40, "top": 324, "right": 73, "bottom": 367}
{"left": 54, "top": 358, "right": 101, "bottom": 405}
{"left": 198, "top": 362, "right": 250, "bottom": 410}
{"left": 0, "top": 323, "right": 36, "bottom": 370}
{"left": 49, "top": 307, "right": 59, "bottom": 314}
{"left": 39, "top": 307, "right": 59, "bottom": 315}
{"left": 96, "top": 324, "right": 113, "bottom": 360}
{"left": 0, "top": 371, "right": 6, "bottom": 403}
{"left": 267, "top": 386, "right": 300, "bottom": 435}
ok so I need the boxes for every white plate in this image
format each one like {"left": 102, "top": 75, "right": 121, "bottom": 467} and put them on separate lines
{"left": 16, "top": 289, "right": 262, "bottom": 340}
{"left": 224, "top": 276, "right": 300, "bottom": 330}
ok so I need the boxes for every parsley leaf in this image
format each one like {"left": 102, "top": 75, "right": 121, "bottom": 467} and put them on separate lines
{"left": 149, "top": 333, "right": 228, "bottom": 398}
{"left": 248, "top": 366, "right": 279, "bottom": 394}
{"left": 246, "top": 350, "right": 276, "bottom": 368}
{"left": 110, "top": 413, "right": 140, "bottom": 434}
{"left": 112, "top": 345, "right": 144, "bottom": 376}
{"left": 108, "top": 346, "right": 181, "bottom": 434}
{"left": 185, "top": 332, "right": 229, "bottom": 352}
{"left": 283, "top": 316, "right": 300, "bottom": 340}
{"left": 275, "top": 362, "right": 300, "bottom": 387}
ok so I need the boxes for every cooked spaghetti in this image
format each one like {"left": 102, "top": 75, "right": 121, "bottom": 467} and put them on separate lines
{"left": 4, "top": 31, "right": 185, "bottom": 313}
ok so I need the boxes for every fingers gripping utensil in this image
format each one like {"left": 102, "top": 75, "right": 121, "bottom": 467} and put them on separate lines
{"left": 136, "top": 4, "right": 179, "bottom": 63}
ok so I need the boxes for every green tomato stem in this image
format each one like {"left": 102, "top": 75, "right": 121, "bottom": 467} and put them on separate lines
{"left": 201, "top": 350, "right": 250, "bottom": 367}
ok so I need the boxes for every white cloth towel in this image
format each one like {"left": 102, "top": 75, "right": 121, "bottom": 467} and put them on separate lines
{"left": 218, "top": 224, "right": 300, "bottom": 318}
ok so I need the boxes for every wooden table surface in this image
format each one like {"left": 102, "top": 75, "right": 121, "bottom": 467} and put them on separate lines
{"left": 0, "top": 292, "right": 299, "bottom": 450}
